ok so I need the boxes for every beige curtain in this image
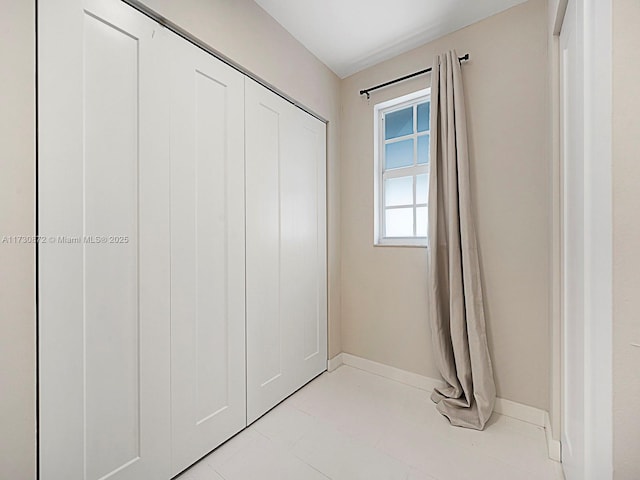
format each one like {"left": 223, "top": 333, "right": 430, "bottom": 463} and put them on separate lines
{"left": 427, "top": 50, "right": 496, "bottom": 430}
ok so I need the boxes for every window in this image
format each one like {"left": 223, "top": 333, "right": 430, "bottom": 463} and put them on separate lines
{"left": 374, "top": 89, "right": 430, "bottom": 246}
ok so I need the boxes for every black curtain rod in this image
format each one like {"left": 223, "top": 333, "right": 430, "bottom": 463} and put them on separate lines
{"left": 359, "top": 53, "right": 470, "bottom": 99}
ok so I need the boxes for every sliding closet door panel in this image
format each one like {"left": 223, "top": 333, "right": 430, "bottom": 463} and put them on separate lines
{"left": 39, "top": 1, "right": 171, "bottom": 479}
{"left": 169, "top": 32, "right": 246, "bottom": 475}
{"left": 246, "top": 79, "right": 327, "bottom": 424}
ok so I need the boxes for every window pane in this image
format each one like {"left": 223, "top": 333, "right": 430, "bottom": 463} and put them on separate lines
{"left": 385, "top": 176, "right": 413, "bottom": 207}
{"left": 417, "top": 134, "right": 430, "bottom": 164}
{"left": 417, "top": 102, "right": 430, "bottom": 132}
{"left": 385, "top": 208, "right": 413, "bottom": 237}
{"left": 416, "top": 207, "right": 428, "bottom": 236}
{"left": 416, "top": 174, "right": 428, "bottom": 204}
{"left": 385, "top": 139, "right": 414, "bottom": 169}
{"left": 385, "top": 107, "right": 413, "bottom": 140}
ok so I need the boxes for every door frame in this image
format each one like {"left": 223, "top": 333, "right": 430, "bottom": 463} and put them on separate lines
{"left": 552, "top": 0, "right": 613, "bottom": 478}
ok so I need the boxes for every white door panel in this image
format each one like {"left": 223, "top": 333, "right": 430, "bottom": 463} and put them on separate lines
{"left": 245, "top": 79, "right": 327, "bottom": 424}
{"left": 168, "top": 31, "right": 246, "bottom": 475}
{"left": 38, "top": 1, "right": 171, "bottom": 479}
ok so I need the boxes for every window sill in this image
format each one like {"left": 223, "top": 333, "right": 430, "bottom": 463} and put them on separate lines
{"left": 374, "top": 238, "right": 428, "bottom": 248}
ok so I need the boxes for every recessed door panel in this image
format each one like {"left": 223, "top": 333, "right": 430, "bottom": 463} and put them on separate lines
{"left": 282, "top": 123, "right": 324, "bottom": 365}
{"left": 194, "top": 69, "right": 230, "bottom": 423}
{"left": 246, "top": 101, "right": 284, "bottom": 391}
{"left": 83, "top": 12, "right": 142, "bottom": 479}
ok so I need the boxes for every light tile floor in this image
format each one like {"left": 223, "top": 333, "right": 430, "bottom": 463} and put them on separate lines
{"left": 176, "top": 366, "right": 565, "bottom": 480}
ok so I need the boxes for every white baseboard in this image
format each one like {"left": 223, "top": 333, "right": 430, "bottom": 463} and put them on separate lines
{"left": 493, "top": 397, "right": 545, "bottom": 427}
{"left": 332, "top": 353, "right": 561, "bottom": 462}
{"left": 340, "top": 353, "right": 444, "bottom": 391}
{"left": 327, "top": 353, "right": 344, "bottom": 372}
{"left": 545, "top": 412, "right": 562, "bottom": 461}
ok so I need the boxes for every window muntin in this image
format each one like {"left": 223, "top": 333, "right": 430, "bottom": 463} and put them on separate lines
{"left": 374, "top": 89, "right": 430, "bottom": 246}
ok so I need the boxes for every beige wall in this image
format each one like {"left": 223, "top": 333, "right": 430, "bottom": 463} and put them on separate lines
{"left": 340, "top": 0, "right": 551, "bottom": 410}
{"left": 0, "top": 1, "right": 36, "bottom": 479}
{"left": 140, "top": 0, "right": 343, "bottom": 357}
{"left": 612, "top": 1, "right": 640, "bottom": 478}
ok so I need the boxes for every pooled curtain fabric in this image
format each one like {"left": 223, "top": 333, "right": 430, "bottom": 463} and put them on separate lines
{"left": 427, "top": 50, "right": 496, "bottom": 430}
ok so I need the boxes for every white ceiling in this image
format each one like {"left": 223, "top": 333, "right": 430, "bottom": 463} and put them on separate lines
{"left": 254, "top": 0, "right": 527, "bottom": 78}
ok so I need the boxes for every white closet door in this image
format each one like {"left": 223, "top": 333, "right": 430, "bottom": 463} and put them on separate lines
{"left": 168, "top": 32, "right": 246, "bottom": 475}
{"left": 38, "top": 1, "right": 171, "bottom": 479}
{"left": 245, "top": 79, "right": 327, "bottom": 424}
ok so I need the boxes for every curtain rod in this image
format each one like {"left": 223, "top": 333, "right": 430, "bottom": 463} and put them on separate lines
{"left": 359, "top": 53, "right": 470, "bottom": 99}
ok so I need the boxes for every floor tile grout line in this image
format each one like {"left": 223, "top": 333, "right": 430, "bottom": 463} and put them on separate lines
{"left": 287, "top": 369, "right": 556, "bottom": 479}
{"left": 180, "top": 365, "right": 560, "bottom": 480}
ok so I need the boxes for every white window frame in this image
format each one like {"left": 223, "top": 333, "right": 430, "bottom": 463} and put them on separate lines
{"left": 374, "top": 88, "right": 430, "bottom": 247}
